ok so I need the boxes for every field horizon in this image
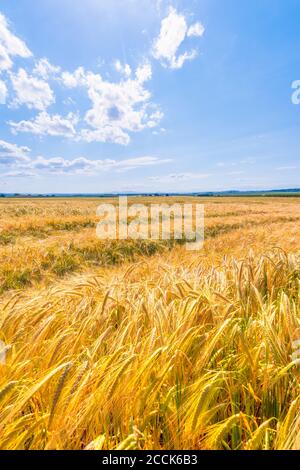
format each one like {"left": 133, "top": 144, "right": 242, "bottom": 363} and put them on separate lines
{"left": 1, "top": 187, "right": 300, "bottom": 199}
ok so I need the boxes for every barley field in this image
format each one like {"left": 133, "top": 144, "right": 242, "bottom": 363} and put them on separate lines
{"left": 0, "top": 196, "right": 300, "bottom": 450}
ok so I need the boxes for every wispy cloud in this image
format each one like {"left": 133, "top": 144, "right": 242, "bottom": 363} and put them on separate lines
{"left": 0, "top": 12, "right": 32, "bottom": 71}
{"left": 276, "top": 166, "right": 299, "bottom": 171}
{"left": 0, "top": 138, "right": 171, "bottom": 176}
{"left": 0, "top": 78, "right": 7, "bottom": 103}
{"left": 149, "top": 172, "right": 210, "bottom": 183}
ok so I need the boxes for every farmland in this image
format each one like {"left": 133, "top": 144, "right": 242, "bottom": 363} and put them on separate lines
{"left": 0, "top": 196, "right": 300, "bottom": 450}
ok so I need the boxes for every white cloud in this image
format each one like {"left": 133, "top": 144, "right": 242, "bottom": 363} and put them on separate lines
{"left": 153, "top": 7, "right": 186, "bottom": 68}
{"left": 0, "top": 139, "right": 30, "bottom": 165}
{"left": 149, "top": 172, "right": 210, "bottom": 183}
{"left": 60, "top": 62, "right": 162, "bottom": 145}
{"left": 83, "top": 64, "right": 161, "bottom": 144}
{"left": 152, "top": 127, "right": 166, "bottom": 136}
{"left": 0, "top": 13, "right": 32, "bottom": 70}
{"left": 61, "top": 66, "right": 86, "bottom": 88}
{"left": 170, "top": 50, "right": 198, "bottom": 70}
{"left": 153, "top": 7, "right": 204, "bottom": 69}
{"left": 0, "top": 43, "right": 12, "bottom": 71}
{"left": 0, "top": 137, "right": 171, "bottom": 176}
{"left": 33, "top": 58, "right": 61, "bottom": 79}
{"left": 2, "top": 170, "right": 36, "bottom": 178}
{"left": 114, "top": 60, "right": 131, "bottom": 78}
{"left": 80, "top": 127, "right": 130, "bottom": 146}
{"left": 115, "top": 156, "right": 171, "bottom": 171}
{"left": 0, "top": 78, "right": 7, "bottom": 103}
{"left": 10, "top": 68, "right": 55, "bottom": 110}
{"left": 135, "top": 62, "right": 152, "bottom": 82}
{"left": 147, "top": 110, "right": 164, "bottom": 128}
{"left": 28, "top": 155, "right": 170, "bottom": 175}
{"left": 9, "top": 61, "right": 162, "bottom": 145}
{"left": 9, "top": 111, "right": 79, "bottom": 138}
{"left": 29, "top": 156, "right": 93, "bottom": 174}
{"left": 187, "top": 22, "right": 205, "bottom": 38}
{"left": 5, "top": 154, "right": 171, "bottom": 176}
{"left": 0, "top": 8, "right": 206, "bottom": 149}
{"left": 0, "top": 13, "right": 32, "bottom": 106}
{"left": 276, "top": 166, "right": 298, "bottom": 171}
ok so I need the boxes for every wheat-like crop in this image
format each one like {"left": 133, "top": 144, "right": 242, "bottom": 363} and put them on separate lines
{"left": 0, "top": 197, "right": 299, "bottom": 449}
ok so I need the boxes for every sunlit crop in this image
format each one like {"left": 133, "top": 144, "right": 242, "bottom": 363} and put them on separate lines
{"left": 0, "top": 197, "right": 300, "bottom": 450}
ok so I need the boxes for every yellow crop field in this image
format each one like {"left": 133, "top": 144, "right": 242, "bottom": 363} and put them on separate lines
{"left": 0, "top": 196, "right": 300, "bottom": 450}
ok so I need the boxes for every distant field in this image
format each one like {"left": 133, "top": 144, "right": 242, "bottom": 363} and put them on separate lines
{"left": 0, "top": 197, "right": 300, "bottom": 449}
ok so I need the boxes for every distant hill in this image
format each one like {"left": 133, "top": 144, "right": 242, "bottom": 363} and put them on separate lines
{"left": 1, "top": 188, "right": 300, "bottom": 198}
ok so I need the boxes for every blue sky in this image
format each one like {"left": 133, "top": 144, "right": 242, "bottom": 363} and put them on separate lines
{"left": 0, "top": 0, "right": 299, "bottom": 193}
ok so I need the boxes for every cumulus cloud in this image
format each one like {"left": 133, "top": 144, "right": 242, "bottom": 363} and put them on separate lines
{"left": 153, "top": 7, "right": 204, "bottom": 69}
{"left": 29, "top": 156, "right": 93, "bottom": 174}
{"left": 114, "top": 60, "right": 131, "bottom": 78}
{"left": 7, "top": 58, "right": 162, "bottom": 145}
{"left": 187, "top": 22, "right": 205, "bottom": 38}
{"left": 135, "top": 63, "right": 152, "bottom": 82}
{"left": 10, "top": 68, "right": 55, "bottom": 110}
{"left": 61, "top": 66, "right": 86, "bottom": 88}
{"left": 60, "top": 62, "right": 162, "bottom": 145}
{"left": 0, "top": 139, "right": 30, "bottom": 165}
{"left": 0, "top": 8, "right": 205, "bottom": 149}
{"left": 83, "top": 63, "right": 161, "bottom": 144}
{"left": 80, "top": 127, "right": 131, "bottom": 146}
{"left": 33, "top": 58, "right": 61, "bottom": 79}
{"left": 147, "top": 110, "right": 164, "bottom": 128}
{"left": 9, "top": 111, "right": 79, "bottom": 138}
{"left": 0, "top": 13, "right": 32, "bottom": 72}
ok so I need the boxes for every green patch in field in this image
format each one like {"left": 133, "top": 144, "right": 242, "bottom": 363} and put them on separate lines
{"left": 0, "top": 268, "right": 32, "bottom": 293}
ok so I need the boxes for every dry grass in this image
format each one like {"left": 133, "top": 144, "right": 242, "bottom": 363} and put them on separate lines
{"left": 0, "top": 196, "right": 300, "bottom": 450}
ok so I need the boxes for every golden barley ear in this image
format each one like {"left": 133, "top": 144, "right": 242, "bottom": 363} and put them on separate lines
{"left": 292, "top": 328, "right": 300, "bottom": 342}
